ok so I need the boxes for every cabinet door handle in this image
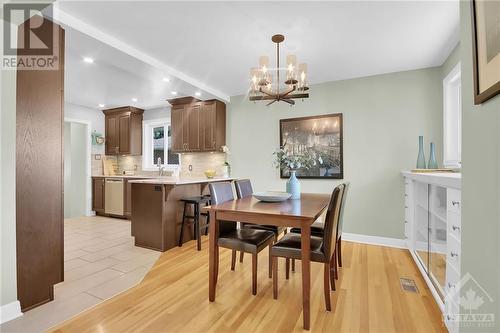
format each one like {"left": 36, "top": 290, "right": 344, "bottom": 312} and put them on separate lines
{"left": 452, "top": 225, "right": 460, "bottom": 232}
{"left": 448, "top": 282, "right": 455, "bottom": 289}
{"left": 450, "top": 251, "right": 459, "bottom": 258}
{"left": 452, "top": 201, "right": 460, "bottom": 207}
{"left": 212, "top": 141, "right": 215, "bottom": 148}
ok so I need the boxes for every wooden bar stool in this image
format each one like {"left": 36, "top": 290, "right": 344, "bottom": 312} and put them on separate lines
{"left": 178, "top": 195, "right": 211, "bottom": 251}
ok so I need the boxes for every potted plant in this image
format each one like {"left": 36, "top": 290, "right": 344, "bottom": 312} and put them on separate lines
{"left": 221, "top": 145, "right": 231, "bottom": 178}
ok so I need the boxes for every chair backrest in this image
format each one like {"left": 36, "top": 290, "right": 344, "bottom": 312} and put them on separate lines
{"left": 337, "top": 182, "right": 349, "bottom": 241}
{"left": 321, "top": 183, "right": 345, "bottom": 258}
{"left": 234, "top": 179, "right": 253, "bottom": 199}
{"left": 209, "top": 181, "right": 237, "bottom": 234}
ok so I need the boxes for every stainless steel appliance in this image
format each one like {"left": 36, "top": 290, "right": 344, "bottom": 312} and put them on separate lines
{"left": 105, "top": 178, "right": 124, "bottom": 215}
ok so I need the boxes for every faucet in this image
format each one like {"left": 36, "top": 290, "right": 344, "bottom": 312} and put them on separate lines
{"left": 157, "top": 157, "right": 165, "bottom": 176}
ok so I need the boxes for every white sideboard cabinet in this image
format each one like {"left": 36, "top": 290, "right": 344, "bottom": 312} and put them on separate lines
{"left": 402, "top": 171, "right": 461, "bottom": 333}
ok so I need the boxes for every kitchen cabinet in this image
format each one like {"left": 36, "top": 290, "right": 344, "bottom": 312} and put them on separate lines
{"left": 169, "top": 98, "right": 226, "bottom": 153}
{"left": 402, "top": 172, "right": 461, "bottom": 333}
{"left": 92, "top": 177, "right": 105, "bottom": 213}
{"left": 103, "top": 106, "right": 144, "bottom": 155}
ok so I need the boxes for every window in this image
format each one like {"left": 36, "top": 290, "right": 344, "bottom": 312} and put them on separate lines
{"left": 443, "top": 63, "right": 461, "bottom": 168}
{"left": 142, "top": 118, "right": 179, "bottom": 171}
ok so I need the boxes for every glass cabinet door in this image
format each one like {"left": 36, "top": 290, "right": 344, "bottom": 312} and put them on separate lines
{"left": 428, "top": 184, "right": 447, "bottom": 300}
{"left": 413, "top": 182, "right": 429, "bottom": 273}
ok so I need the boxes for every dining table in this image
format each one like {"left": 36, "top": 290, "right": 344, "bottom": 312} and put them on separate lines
{"left": 207, "top": 192, "right": 331, "bottom": 330}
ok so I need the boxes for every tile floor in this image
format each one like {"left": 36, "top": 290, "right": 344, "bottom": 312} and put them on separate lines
{"left": 1, "top": 216, "right": 160, "bottom": 333}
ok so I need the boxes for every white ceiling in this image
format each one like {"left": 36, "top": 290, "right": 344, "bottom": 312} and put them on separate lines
{"left": 56, "top": 0, "right": 459, "bottom": 105}
{"left": 64, "top": 26, "right": 219, "bottom": 110}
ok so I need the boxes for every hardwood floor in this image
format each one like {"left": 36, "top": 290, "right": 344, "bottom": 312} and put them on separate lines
{"left": 49, "top": 238, "right": 446, "bottom": 333}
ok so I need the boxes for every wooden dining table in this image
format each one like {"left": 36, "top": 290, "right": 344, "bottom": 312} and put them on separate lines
{"left": 207, "top": 193, "right": 331, "bottom": 330}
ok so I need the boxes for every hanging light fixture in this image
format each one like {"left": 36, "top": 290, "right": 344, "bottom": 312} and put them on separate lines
{"left": 249, "top": 34, "right": 309, "bottom": 106}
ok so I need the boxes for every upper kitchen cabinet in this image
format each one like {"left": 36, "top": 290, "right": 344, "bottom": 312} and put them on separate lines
{"left": 103, "top": 106, "right": 144, "bottom": 155}
{"left": 169, "top": 97, "right": 226, "bottom": 153}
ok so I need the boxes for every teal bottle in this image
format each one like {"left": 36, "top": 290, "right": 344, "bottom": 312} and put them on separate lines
{"left": 428, "top": 142, "right": 438, "bottom": 169}
{"left": 416, "top": 136, "right": 426, "bottom": 169}
{"left": 286, "top": 170, "right": 301, "bottom": 199}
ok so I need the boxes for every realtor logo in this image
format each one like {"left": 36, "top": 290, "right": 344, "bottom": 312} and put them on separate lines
{"left": 2, "top": 3, "right": 59, "bottom": 70}
{"left": 445, "top": 273, "right": 495, "bottom": 329}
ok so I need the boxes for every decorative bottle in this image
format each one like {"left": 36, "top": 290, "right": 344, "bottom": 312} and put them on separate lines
{"left": 428, "top": 142, "right": 438, "bottom": 169}
{"left": 416, "top": 136, "right": 426, "bottom": 169}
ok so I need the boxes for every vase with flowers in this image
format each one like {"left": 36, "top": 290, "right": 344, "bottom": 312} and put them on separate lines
{"left": 273, "top": 148, "right": 318, "bottom": 199}
{"left": 221, "top": 145, "right": 231, "bottom": 178}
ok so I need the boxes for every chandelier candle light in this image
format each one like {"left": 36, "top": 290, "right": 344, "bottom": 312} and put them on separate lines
{"left": 249, "top": 34, "right": 309, "bottom": 106}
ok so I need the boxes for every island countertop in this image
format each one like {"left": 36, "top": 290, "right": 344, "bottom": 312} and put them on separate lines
{"left": 128, "top": 177, "right": 236, "bottom": 185}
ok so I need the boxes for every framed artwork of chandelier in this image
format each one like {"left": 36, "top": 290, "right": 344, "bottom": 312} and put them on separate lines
{"left": 249, "top": 34, "right": 309, "bottom": 106}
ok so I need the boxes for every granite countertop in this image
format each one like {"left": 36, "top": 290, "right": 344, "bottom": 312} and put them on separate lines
{"left": 91, "top": 175, "right": 154, "bottom": 179}
{"left": 127, "top": 177, "right": 236, "bottom": 185}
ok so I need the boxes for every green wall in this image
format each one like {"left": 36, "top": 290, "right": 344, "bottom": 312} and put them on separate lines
{"left": 460, "top": 1, "right": 500, "bottom": 331}
{"left": 228, "top": 67, "right": 443, "bottom": 239}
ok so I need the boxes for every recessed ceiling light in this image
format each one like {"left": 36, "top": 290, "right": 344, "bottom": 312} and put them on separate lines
{"left": 98, "top": 103, "right": 105, "bottom": 108}
{"left": 83, "top": 57, "right": 94, "bottom": 64}
{"left": 132, "top": 98, "right": 138, "bottom": 102}
{"left": 195, "top": 92, "right": 201, "bottom": 97}
{"left": 162, "top": 77, "right": 170, "bottom": 82}
{"left": 171, "top": 91, "right": 178, "bottom": 95}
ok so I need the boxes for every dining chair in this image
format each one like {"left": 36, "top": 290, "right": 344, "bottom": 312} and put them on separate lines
{"left": 289, "top": 182, "right": 349, "bottom": 285}
{"left": 234, "top": 179, "right": 288, "bottom": 272}
{"left": 209, "top": 181, "right": 276, "bottom": 295}
{"left": 270, "top": 184, "right": 345, "bottom": 311}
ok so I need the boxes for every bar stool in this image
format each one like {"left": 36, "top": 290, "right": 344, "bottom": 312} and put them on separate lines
{"left": 178, "top": 195, "right": 211, "bottom": 251}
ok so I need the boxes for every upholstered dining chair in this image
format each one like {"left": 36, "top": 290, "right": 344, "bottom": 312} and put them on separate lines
{"left": 289, "top": 182, "right": 349, "bottom": 286}
{"left": 234, "top": 179, "right": 288, "bottom": 272}
{"left": 270, "top": 184, "right": 345, "bottom": 311}
{"left": 209, "top": 181, "right": 276, "bottom": 295}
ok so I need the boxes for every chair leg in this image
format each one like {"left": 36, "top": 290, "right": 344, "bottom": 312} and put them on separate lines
{"left": 240, "top": 251, "right": 244, "bottom": 263}
{"left": 268, "top": 245, "right": 272, "bottom": 278}
{"left": 178, "top": 202, "right": 187, "bottom": 247}
{"left": 195, "top": 204, "right": 201, "bottom": 251}
{"left": 337, "top": 237, "right": 342, "bottom": 267}
{"left": 291, "top": 258, "right": 295, "bottom": 272}
{"left": 334, "top": 250, "right": 339, "bottom": 280}
{"left": 272, "top": 256, "right": 278, "bottom": 299}
{"left": 330, "top": 254, "right": 336, "bottom": 291}
{"left": 252, "top": 253, "right": 258, "bottom": 295}
{"left": 231, "top": 250, "right": 236, "bottom": 271}
{"left": 324, "top": 263, "right": 332, "bottom": 311}
{"left": 204, "top": 203, "right": 210, "bottom": 236}
{"left": 285, "top": 258, "right": 290, "bottom": 280}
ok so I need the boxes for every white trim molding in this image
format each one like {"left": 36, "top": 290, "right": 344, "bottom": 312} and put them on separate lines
{"left": 342, "top": 232, "right": 407, "bottom": 249}
{"left": 0, "top": 301, "right": 22, "bottom": 324}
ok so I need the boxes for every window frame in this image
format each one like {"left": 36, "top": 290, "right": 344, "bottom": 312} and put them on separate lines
{"left": 142, "top": 118, "right": 180, "bottom": 171}
{"left": 443, "top": 62, "right": 462, "bottom": 169}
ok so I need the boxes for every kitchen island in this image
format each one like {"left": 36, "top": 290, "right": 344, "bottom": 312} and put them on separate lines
{"left": 128, "top": 177, "right": 235, "bottom": 252}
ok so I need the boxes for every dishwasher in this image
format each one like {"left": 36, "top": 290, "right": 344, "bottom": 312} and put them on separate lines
{"left": 105, "top": 178, "right": 124, "bottom": 215}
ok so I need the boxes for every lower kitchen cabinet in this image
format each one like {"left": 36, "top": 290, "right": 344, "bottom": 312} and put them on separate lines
{"left": 92, "top": 177, "right": 105, "bottom": 214}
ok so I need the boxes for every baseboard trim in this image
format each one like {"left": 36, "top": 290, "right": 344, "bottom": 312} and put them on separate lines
{"left": 0, "top": 301, "right": 22, "bottom": 324}
{"left": 342, "top": 232, "right": 407, "bottom": 249}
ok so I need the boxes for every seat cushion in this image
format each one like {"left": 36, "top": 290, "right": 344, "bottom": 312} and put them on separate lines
{"left": 242, "top": 224, "right": 286, "bottom": 237}
{"left": 270, "top": 233, "right": 326, "bottom": 262}
{"left": 219, "top": 228, "right": 275, "bottom": 253}
{"left": 289, "top": 220, "right": 324, "bottom": 237}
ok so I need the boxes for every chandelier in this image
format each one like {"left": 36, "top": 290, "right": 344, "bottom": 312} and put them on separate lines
{"left": 249, "top": 34, "right": 309, "bottom": 106}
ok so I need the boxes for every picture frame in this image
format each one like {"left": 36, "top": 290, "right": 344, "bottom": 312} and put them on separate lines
{"left": 279, "top": 113, "right": 344, "bottom": 179}
{"left": 471, "top": 0, "right": 500, "bottom": 104}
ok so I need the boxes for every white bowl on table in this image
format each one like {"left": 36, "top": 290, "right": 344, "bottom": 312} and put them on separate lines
{"left": 252, "top": 191, "right": 291, "bottom": 202}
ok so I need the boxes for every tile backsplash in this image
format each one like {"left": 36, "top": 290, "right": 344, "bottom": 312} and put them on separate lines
{"left": 91, "top": 152, "right": 227, "bottom": 178}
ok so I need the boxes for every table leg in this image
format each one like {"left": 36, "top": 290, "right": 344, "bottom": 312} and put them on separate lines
{"left": 209, "top": 210, "right": 218, "bottom": 302}
{"left": 301, "top": 222, "right": 311, "bottom": 330}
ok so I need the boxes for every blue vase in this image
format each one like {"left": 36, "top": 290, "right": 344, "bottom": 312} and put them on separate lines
{"left": 416, "top": 136, "right": 426, "bottom": 169}
{"left": 286, "top": 170, "right": 301, "bottom": 199}
{"left": 428, "top": 142, "right": 438, "bottom": 169}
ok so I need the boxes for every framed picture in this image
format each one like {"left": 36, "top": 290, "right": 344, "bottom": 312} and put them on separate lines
{"left": 279, "top": 113, "right": 343, "bottom": 179}
{"left": 472, "top": 0, "right": 500, "bottom": 104}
